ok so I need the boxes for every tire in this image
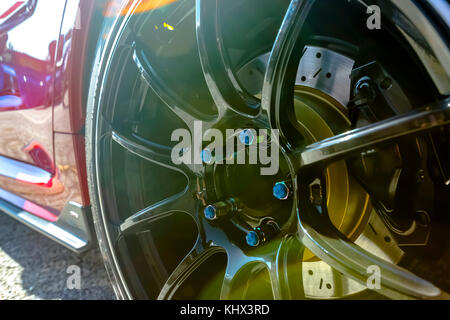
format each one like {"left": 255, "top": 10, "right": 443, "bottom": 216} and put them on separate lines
{"left": 86, "top": 0, "right": 450, "bottom": 300}
{"left": 86, "top": 12, "right": 131, "bottom": 300}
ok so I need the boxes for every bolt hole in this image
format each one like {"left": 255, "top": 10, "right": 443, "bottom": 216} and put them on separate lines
{"left": 308, "top": 270, "right": 313, "bottom": 276}
{"left": 301, "top": 76, "right": 306, "bottom": 82}
{"left": 316, "top": 52, "right": 322, "bottom": 59}
{"left": 326, "top": 283, "right": 332, "bottom": 290}
{"left": 384, "top": 236, "right": 391, "bottom": 243}
{"left": 326, "top": 72, "right": 332, "bottom": 79}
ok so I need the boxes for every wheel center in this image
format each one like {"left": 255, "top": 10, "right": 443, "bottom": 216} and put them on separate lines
{"left": 206, "top": 127, "right": 291, "bottom": 220}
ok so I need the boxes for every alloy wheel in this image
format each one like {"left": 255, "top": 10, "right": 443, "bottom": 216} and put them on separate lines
{"left": 86, "top": 0, "right": 450, "bottom": 300}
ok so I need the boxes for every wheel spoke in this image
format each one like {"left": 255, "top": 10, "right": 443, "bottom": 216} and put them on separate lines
{"left": 157, "top": 240, "right": 222, "bottom": 300}
{"left": 111, "top": 130, "right": 200, "bottom": 178}
{"left": 267, "top": 236, "right": 305, "bottom": 300}
{"left": 219, "top": 248, "right": 266, "bottom": 300}
{"left": 297, "top": 188, "right": 449, "bottom": 300}
{"left": 120, "top": 188, "right": 196, "bottom": 236}
{"left": 296, "top": 99, "right": 450, "bottom": 172}
{"left": 132, "top": 41, "right": 210, "bottom": 131}
{"left": 196, "top": 0, "right": 261, "bottom": 119}
{"left": 218, "top": 276, "right": 233, "bottom": 300}
{"left": 262, "top": 0, "right": 316, "bottom": 149}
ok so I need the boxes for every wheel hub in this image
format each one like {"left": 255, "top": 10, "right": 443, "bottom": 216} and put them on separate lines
{"left": 201, "top": 47, "right": 373, "bottom": 251}
{"left": 202, "top": 124, "right": 292, "bottom": 228}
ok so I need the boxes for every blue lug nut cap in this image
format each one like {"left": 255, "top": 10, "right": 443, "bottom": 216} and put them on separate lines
{"left": 246, "top": 231, "right": 260, "bottom": 247}
{"left": 204, "top": 205, "right": 217, "bottom": 220}
{"left": 239, "top": 129, "right": 255, "bottom": 146}
{"left": 273, "top": 182, "right": 289, "bottom": 200}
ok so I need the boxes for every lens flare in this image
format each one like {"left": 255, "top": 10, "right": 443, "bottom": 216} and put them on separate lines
{"left": 104, "top": 0, "right": 178, "bottom": 17}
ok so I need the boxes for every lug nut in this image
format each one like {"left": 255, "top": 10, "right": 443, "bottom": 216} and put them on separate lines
{"left": 273, "top": 181, "right": 291, "bottom": 200}
{"left": 204, "top": 198, "right": 240, "bottom": 221}
{"left": 204, "top": 205, "right": 217, "bottom": 220}
{"left": 246, "top": 220, "right": 279, "bottom": 247}
{"left": 239, "top": 129, "right": 255, "bottom": 146}
{"left": 246, "top": 231, "right": 260, "bottom": 247}
{"left": 201, "top": 148, "right": 214, "bottom": 164}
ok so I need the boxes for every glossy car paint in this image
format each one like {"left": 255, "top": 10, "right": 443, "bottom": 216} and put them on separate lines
{"left": 0, "top": 0, "right": 95, "bottom": 218}
{"left": 53, "top": 0, "right": 97, "bottom": 207}
{"left": 0, "top": 0, "right": 65, "bottom": 215}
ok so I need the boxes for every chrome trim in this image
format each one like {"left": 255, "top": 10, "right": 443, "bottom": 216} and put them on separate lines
{"left": 0, "top": 188, "right": 89, "bottom": 252}
{"left": 0, "top": 0, "right": 37, "bottom": 35}
{"left": 0, "top": 186, "right": 58, "bottom": 221}
{"left": 17, "top": 210, "right": 87, "bottom": 250}
{"left": 0, "top": 155, "right": 52, "bottom": 185}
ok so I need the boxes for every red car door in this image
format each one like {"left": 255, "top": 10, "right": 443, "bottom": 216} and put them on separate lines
{"left": 0, "top": 0, "right": 67, "bottom": 217}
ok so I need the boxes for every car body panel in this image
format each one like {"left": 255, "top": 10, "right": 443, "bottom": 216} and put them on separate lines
{"left": 0, "top": 0, "right": 95, "bottom": 218}
{"left": 0, "top": 0, "right": 98, "bottom": 253}
{"left": 53, "top": 0, "right": 96, "bottom": 207}
{"left": 0, "top": 0, "right": 66, "bottom": 212}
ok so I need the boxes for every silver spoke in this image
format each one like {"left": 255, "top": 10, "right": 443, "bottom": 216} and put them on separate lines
{"left": 262, "top": 0, "right": 316, "bottom": 148}
{"left": 297, "top": 99, "right": 450, "bottom": 171}
{"left": 267, "top": 236, "right": 305, "bottom": 300}
{"left": 219, "top": 248, "right": 266, "bottom": 300}
{"left": 111, "top": 130, "right": 199, "bottom": 178}
{"left": 120, "top": 188, "right": 195, "bottom": 235}
{"left": 157, "top": 240, "right": 221, "bottom": 300}
{"left": 132, "top": 41, "right": 211, "bottom": 132}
